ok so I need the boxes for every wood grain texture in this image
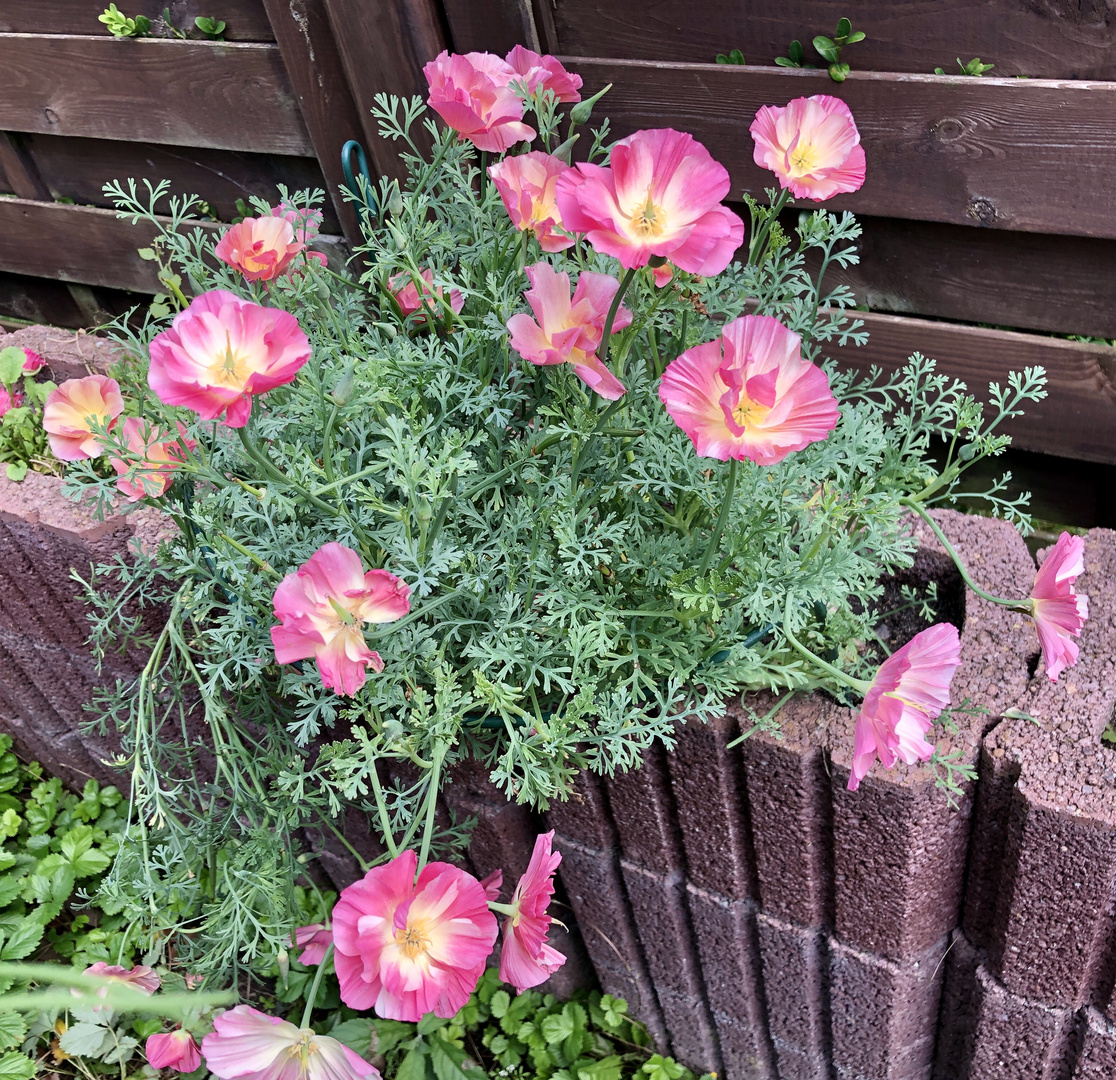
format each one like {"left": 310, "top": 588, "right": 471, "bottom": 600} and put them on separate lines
{"left": 0, "top": 1, "right": 275, "bottom": 41}
{"left": 442, "top": 0, "right": 538, "bottom": 55}
{"left": 550, "top": 0, "right": 1116, "bottom": 80}
{"left": 0, "top": 134, "right": 52, "bottom": 200}
{"left": 0, "top": 35, "right": 313, "bottom": 155}
{"left": 563, "top": 59, "right": 1116, "bottom": 239}
{"left": 831, "top": 310, "right": 1116, "bottom": 464}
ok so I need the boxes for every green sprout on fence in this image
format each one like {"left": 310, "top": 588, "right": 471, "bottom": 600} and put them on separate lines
{"left": 774, "top": 17, "right": 866, "bottom": 81}
{"left": 195, "top": 16, "right": 227, "bottom": 39}
{"left": 936, "top": 57, "right": 995, "bottom": 76}
{"left": 98, "top": 5, "right": 151, "bottom": 37}
{"left": 714, "top": 48, "right": 745, "bottom": 65}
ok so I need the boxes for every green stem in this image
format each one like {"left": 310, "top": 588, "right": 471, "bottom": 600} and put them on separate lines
{"left": 749, "top": 187, "right": 791, "bottom": 264}
{"left": 235, "top": 427, "right": 347, "bottom": 520}
{"left": 698, "top": 459, "right": 738, "bottom": 577}
{"left": 317, "top": 811, "right": 373, "bottom": 871}
{"left": 417, "top": 741, "right": 448, "bottom": 873}
{"left": 368, "top": 760, "right": 400, "bottom": 859}
{"left": 299, "top": 942, "right": 334, "bottom": 1029}
{"left": 782, "top": 596, "right": 871, "bottom": 694}
{"left": 598, "top": 267, "right": 637, "bottom": 369}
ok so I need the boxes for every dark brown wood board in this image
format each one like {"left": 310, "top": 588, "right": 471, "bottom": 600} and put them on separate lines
{"left": 0, "top": 0, "right": 275, "bottom": 40}
{"left": 442, "top": 0, "right": 537, "bottom": 56}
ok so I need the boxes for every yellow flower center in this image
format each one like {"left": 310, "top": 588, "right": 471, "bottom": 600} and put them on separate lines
{"left": 787, "top": 142, "right": 822, "bottom": 178}
{"left": 395, "top": 922, "right": 431, "bottom": 960}
{"left": 732, "top": 397, "right": 771, "bottom": 429}
{"left": 630, "top": 192, "right": 665, "bottom": 236}
{"left": 209, "top": 332, "right": 250, "bottom": 388}
{"left": 286, "top": 1031, "right": 322, "bottom": 1078}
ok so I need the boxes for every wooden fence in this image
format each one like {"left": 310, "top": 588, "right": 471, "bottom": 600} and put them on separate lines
{"left": 2, "top": 0, "right": 1115, "bottom": 514}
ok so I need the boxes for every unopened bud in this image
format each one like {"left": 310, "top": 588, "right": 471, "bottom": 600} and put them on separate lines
{"left": 569, "top": 83, "right": 611, "bottom": 126}
{"left": 330, "top": 360, "right": 356, "bottom": 405}
{"left": 276, "top": 948, "right": 290, "bottom": 988}
{"left": 387, "top": 222, "right": 408, "bottom": 251}
{"left": 387, "top": 188, "right": 404, "bottom": 218}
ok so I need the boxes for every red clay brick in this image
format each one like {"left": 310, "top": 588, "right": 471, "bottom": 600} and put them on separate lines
{"left": 606, "top": 743, "right": 685, "bottom": 873}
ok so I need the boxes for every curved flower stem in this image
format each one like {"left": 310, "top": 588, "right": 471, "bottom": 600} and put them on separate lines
{"left": 235, "top": 427, "right": 347, "bottom": 520}
{"left": 898, "top": 497, "right": 1028, "bottom": 609}
{"left": 417, "top": 740, "right": 449, "bottom": 873}
{"left": 782, "top": 595, "right": 872, "bottom": 695}
{"left": 299, "top": 942, "right": 335, "bottom": 1029}
{"left": 698, "top": 459, "right": 738, "bottom": 577}
{"left": 317, "top": 812, "right": 373, "bottom": 872}
{"left": 748, "top": 187, "right": 792, "bottom": 264}
{"left": 368, "top": 759, "right": 400, "bottom": 859}
{"left": 598, "top": 267, "right": 637, "bottom": 369}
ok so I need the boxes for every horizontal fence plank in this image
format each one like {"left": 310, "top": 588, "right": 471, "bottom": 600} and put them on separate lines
{"left": 0, "top": 1, "right": 275, "bottom": 41}
{"left": 549, "top": 0, "right": 1116, "bottom": 80}
{"left": 0, "top": 35, "right": 312, "bottom": 155}
{"left": 564, "top": 59, "right": 1116, "bottom": 240}
{"left": 830, "top": 310, "right": 1116, "bottom": 464}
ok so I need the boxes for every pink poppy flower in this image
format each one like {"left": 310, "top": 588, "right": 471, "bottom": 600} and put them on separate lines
{"left": 202, "top": 1006, "right": 379, "bottom": 1080}
{"left": 294, "top": 922, "right": 332, "bottom": 966}
{"left": 146, "top": 1029, "right": 202, "bottom": 1073}
{"left": 82, "top": 962, "right": 161, "bottom": 995}
{"left": 479, "top": 869, "right": 503, "bottom": 900}
{"left": 499, "top": 831, "right": 566, "bottom": 992}
{"left": 109, "top": 416, "right": 194, "bottom": 502}
{"left": 43, "top": 374, "right": 125, "bottom": 461}
{"left": 507, "top": 262, "right": 632, "bottom": 400}
{"left": 388, "top": 270, "right": 465, "bottom": 323}
{"left": 659, "top": 314, "right": 838, "bottom": 463}
{"left": 147, "top": 290, "right": 311, "bottom": 428}
{"left": 1030, "top": 532, "right": 1089, "bottom": 681}
{"left": 424, "top": 51, "right": 536, "bottom": 153}
{"left": 215, "top": 216, "right": 306, "bottom": 283}
{"left": 651, "top": 263, "right": 673, "bottom": 288}
{"left": 503, "top": 45, "right": 582, "bottom": 102}
{"left": 21, "top": 349, "right": 46, "bottom": 373}
{"left": 751, "top": 95, "right": 866, "bottom": 202}
{"left": 331, "top": 848, "right": 498, "bottom": 1021}
{"left": 489, "top": 152, "right": 574, "bottom": 253}
{"left": 0, "top": 385, "right": 24, "bottom": 418}
{"left": 847, "top": 623, "right": 962, "bottom": 791}
{"left": 554, "top": 128, "right": 744, "bottom": 275}
{"left": 271, "top": 201, "right": 323, "bottom": 245}
{"left": 270, "top": 542, "right": 410, "bottom": 697}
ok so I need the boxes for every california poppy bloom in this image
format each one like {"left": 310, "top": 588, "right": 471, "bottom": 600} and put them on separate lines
{"left": 43, "top": 374, "right": 125, "bottom": 461}
{"left": 1029, "top": 532, "right": 1088, "bottom": 681}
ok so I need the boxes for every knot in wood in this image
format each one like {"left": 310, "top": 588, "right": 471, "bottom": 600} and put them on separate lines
{"left": 967, "top": 196, "right": 998, "bottom": 225}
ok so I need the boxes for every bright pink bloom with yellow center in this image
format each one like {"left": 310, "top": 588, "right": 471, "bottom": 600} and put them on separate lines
{"left": 389, "top": 270, "right": 465, "bottom": 323}
{"left": 294, "top": 922, "right": 332, "bottom": 966}
{"left": 554, "top": 128, "right": 744, "bottom": 274}
{"left": 489, "top": 152, "right": 574, "bottom": 253}
{"left": 499, "top": 831, "right": 566, "bottom": 992}
{"left": 146, "top": 1030, "right": 202, "bottom": 1073}
{"left": 109, "top": 416, "right": 194, "bottom": 502}
{"left": 424, "top": 51, "right": 536, "bottom": 153}
{"left": 659, "top": 314, "right": 838, "bottom": 464}
{"left": 147, "top": 290, "right": 311, "bottom": 428}
{"left": 848, "top": 623, "right": 962, "bottom": 791}
{"left": 332, "top": 849, "right": 498, "bottom": 1022}
{"left": 271, "top": 542, "right": 410, "bottom": 697}
{"left": 1030, "top": 531, "right": 1089, "bottom": 681}
{"left": 82, "top": 962, "right": 161, "bottom": 995}
{"left": 202, "top": 1006, "right": 380, "bottom": 1080}
{"left": 43, "top": 374, "right": 125, "bottom": 461}
{"left": 215, "top": 215, "right": 307, "bottom": 282}
{"left": 507, "top": 262, "right": 632, "bottom": 400}
{"left": 503, "top": 45, "right": 582, "bottom": 102}
{"left": 751, "top": 95, "right": 866, "bottom": 202}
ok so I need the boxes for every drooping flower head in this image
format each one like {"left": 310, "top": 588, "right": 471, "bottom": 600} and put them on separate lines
{"left": 82, "top": 962, "right": 161, "bottom": 996}
{"left": 751, "top": 95, "right": 866, "bottom": 201}
{"left": 424, "top": 51, "right": 536, "bottom": 153}
{"left": 489, "top": 152, "right": 574, "bottom": 252}
{"left": 659, "top": 314, "right": 838, "bottom": 463}
{"left": 215, "top": 216, "right": 306, "bottom": 282}
{"left": 848, "top": 623, "right": 962, "bottom": 791}
{"left": 388, "top": 269, "right": 465, "bottom": 324}
{"left": 109, "top": 416, "right": 195, "bottom": 501}
{"left": 555, "top": 128, "right": 744, "bottom": 274}
{"left": 202, "top": 1006, "right": 380, "bottom": 1080}
{"left": 504, "top": 45, "right": 582, "bottom": 102}
{"left": 146, "top": 1029, "right": 202, "bottom": 1073}
{"left": 271, "top": 543, "right": 410, "bottom": 697}
{"left": 43, "top": 374, "right": 125, "bottom": 461}
{"left": 1029, "top": 532, "right": 1089, "bottom": 681}
{"left": 294, "top": 922, "right": 332, "bottom": 966}
{"left": 507, "top": 262, "right": 632, "bottom": 400}
{"left": 499, "top": 831, "right": 566, "bottom": 992}
{"left": 147, "top": 290, "right": 311, "bottom": 428}
{"left": 332, "top": 849, "right": 498, "bottom": 1022}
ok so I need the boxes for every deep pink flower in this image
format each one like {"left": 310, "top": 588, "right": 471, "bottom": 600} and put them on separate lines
{"left": 332, "top": 849, "right": 498, "bottom": 1021}
{"left": 503, "top": 45, "right": 582, "bottom": 102}
{"left": 0, "top": 385, "right": 24, "bottom": 418}
{"left": 109, "top": 416, "right": 194, "bottom": 502}
{"left": 479, "top": 869, "right": 503, "bottom": 901}
{"left": 1030, "top": 532, "right": 1089, "bottom": 681}
{"left": 146, "top": 1030, "right": 202, "bottom": 1073}
{"left": 848, "top": 623, "right": 962, "bottom": 791}
{"left": 424, "top": 51, "right": 536, "bottom": 153}
{"left": 659, "top": 314, "right": 838, "bottom": 463}
{"left": 507, "top": 262, "right": 632, "bottom": 400}
{"left": 21, "top": 349, "right": 46, "bottom": 373}
{"left": 294, "top": 922, "right": 332, "bottom": 966}
{"left": 555, "top": 128, "right": 744, "bottom": 274}
{"left": 751, "top": 95, "right": 866, "bottom": 202}
{"left": 389, "top": 269, "right": 465, "bottom": 323}
{"left": 82, "top": 962, "right": 161, "bottom": 995}
{"left": 499, "top": 832, "right": 566, "bottom": 992}
{"left": 215, "top": 216, "right": 306, "bottom": 282}
{"left": 489, "top": 152, "right": 574, "bottom": 252}
{"left": 147, "top": 290, "right": 311, "bottom": 428}
{"left": 202, "top": 1006, "right": 379, "bottom": 1080}
{"left": 43, "top": 375, "right": 125, "bottom": 461}
{"left": 271, "top": 543, "right": 409, "bottom": 697}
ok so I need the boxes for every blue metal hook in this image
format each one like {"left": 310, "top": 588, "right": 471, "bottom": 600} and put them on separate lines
{"left": 341, "top": 139, "right": 378, "bottom": 230}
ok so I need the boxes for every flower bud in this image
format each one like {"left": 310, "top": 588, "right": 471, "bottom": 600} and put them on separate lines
{"left": 387, "top": 187, "right": 405, "bottom": 218}
{"left": 569, "top": 83, "right": 611, "bottom": 126}
{"left": 387, "top": 222, "right": 408, "bottom": 251}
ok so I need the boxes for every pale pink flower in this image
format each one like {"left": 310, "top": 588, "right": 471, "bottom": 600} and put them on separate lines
{"left": 43, "top": 374, "right": 125, "bottom": 461}
{"left": 651, "top": 263, "right": 673, "bottom": 288}
{"left": 294, "top": 922, "right": 332, "bottom": 966}
{"left": 659, "top": 314, "right": 838, "bottom": 463}
{"left": 503, "top": 45, "right": 582, "bottom": 102}
{"left": 507, "top": 262, "right": 632, "bottom": 400}
{"left": 109, "top": 416, "right": 194, "bottom": 501}
{"left": 1030, "top": 532, "right": 1089, "bottom": 681}
{"left": 423, "top": 51, "right": 536, "bottom": 153}
{"left": 202, "top": 1006, "right": 379, "bottom": 1080}
{"left": 147, "top": 290, "right": 311, "bottom": 428}
{"left": 82, "top": 962, "right": 161, "bottom": 995}
{"left": 271, "top": 542, "right": 410, "bottom": 697}
{"left": 332, "top": 849, "right": 498, "bottom": 1021}
{"left": 146, "top": 1029, "right": 202, "bottom": 1073}
{"left": 848, "top": 623, "right": 962, "bottom": 791}
{"left": 479, "top": 869, "right": 503, "bottom": 901}
{"left": 489, "top": 152, "right": 574, "bottom": 252}
{"left": 215, "top": 216, "right": 305, "bottom": 282}
{"left": 499, "top": 832, "right": 566, "bottom": 992}
{"left": 555, "top": 128, "right": 744, "bottom": 274}
{"left": 21, "top": 349, "right": 46, "bottom": 373}
{"left": 751, "top": 95, "right": 866, "bottom": 202}
{"left": 389, "top": 270, "right": 465, "bottom": 323}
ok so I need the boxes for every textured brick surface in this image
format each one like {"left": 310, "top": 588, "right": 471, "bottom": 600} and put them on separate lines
{"left": 1074, "top": 1009, "right": 1116, "bottom": 1079}
{"left": 607, "top": 743, "right": 685, "bottom": 873}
